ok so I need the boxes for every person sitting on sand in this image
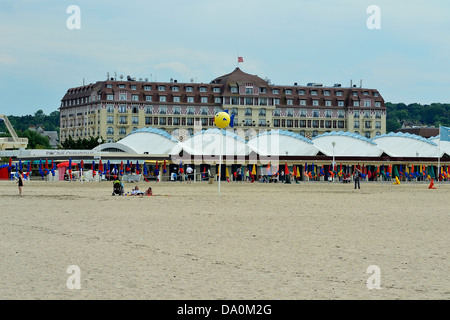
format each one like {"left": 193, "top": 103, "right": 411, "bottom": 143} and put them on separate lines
{"left": 144, "top": 187, "right": 153, "bottom": 196}
{"left": 134, "top": 186, "right": 144, "bottom": 195}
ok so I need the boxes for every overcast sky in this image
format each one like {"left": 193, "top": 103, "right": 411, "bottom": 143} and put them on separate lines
{"left": 1, "top": 0, "right": 449, "bottom": 116}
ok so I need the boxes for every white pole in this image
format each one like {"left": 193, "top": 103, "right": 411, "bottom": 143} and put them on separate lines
{"left": 438, "top": 125, "right": 441, "bottom": 184}
{"left": 219, "top": 129, "right": 223, "bottom": 196}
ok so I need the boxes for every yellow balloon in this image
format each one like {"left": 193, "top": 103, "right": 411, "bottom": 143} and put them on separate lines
{"left": 214, "top": 111, "right": 230, "bottom": 129}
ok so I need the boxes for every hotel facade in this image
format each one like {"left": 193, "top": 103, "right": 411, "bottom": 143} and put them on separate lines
{"left": 59, "top": 68, "right": 386, "bottom": 143}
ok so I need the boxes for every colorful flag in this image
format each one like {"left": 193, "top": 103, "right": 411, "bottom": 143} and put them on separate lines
{"left": 238, "top": 56, "right": 244, "bottom": 63}
{"left": 440, "top": 125, "right": 450, "bottom": 142}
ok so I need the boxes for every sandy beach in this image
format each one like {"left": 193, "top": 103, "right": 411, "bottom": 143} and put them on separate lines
{"left": 0, "top": 179, "right": 448, "bottom": 300}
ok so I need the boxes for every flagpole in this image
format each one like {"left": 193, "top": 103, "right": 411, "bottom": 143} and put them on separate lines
{"left": 218, "top": 129, "right": 223, "bottom": 196}
{"left": 438, "top": 125, "right": 441, "bottom": 185}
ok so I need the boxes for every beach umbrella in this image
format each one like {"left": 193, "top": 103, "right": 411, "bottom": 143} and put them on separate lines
{"left": 266, "top": 163, "right": 271, "bottom": 175}
{"left": 136, "top": 161, "right": 140, "bottom": 174}
{"left": 252, "top": 164, "right": 256, "bottom": 175}
{"left": 155, "top": 161, "right": 159, "bottom": 175}
{"left": 284, "top": 162, "right": 289, "bottom": 175}
{"left": 429, "top": 165, "right": 435, "bottom": 179}
{"left": 120, "top": 161, "right": 123, "bottom": 176}
{"left": 80, "top": 159, "right": 84, "bottom": 170}
{"left": 393, "top": 165, "right": 399, "bottom": 178}
{"left": 45, "top": 158, "right": 49, "bottom": 170}
{"left": 293, "top": 165, "right": 297, "bottom": 177}
{"left": 126, "top": 159, "right": 130, "bottom": 172}
{"left": 99, "top": 159, "right": 103, "bottom": 173}
{"left": 143, "top": 163, "right": 148, "bottom": 175}
{"left": 226, "top": 167, "right": 230, "bottom": 180}
{"left": 113, "top": 164, "right": 118, "bottom": 176}
{"left": 163, "top": 160, "right": 167, "bottom": 174}
{"left": 51, "top": 159, "right": 55, "bottom": 176}
{"left": 107, "top": 160, "right": 111, "bottom": 174}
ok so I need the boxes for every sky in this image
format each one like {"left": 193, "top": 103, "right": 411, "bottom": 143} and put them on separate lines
{"left": 1, "top": 0, "right": 450, "bottom": 116}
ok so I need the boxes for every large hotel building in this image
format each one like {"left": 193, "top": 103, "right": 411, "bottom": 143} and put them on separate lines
{"left": 59, "top": 67, "right": 386, "bottom": 143}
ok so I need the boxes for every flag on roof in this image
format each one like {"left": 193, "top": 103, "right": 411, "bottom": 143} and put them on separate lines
{"left": 238, "top": 57, "right": 244, "bottom": 63}
{"left": 440, "top": 125, "right": 450, "bottom": 142}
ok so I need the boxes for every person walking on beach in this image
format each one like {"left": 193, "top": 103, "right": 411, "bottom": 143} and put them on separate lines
{"left": 17, "top": 170, "right": 24, "bottom": 196}
{"left": 186, "top": 165, "right": 193, "bottom": 184}
{"left": 354, "top": 167, "right": 362, "bottom": 190}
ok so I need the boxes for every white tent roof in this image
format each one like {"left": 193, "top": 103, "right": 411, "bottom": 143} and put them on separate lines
{"left": 373, "top": 132, "right": 439, "bottom": 158}
{"left": 248, "top": 130, "right": 319, "bottom": 156}
{"left": 94, "top": 127, "right": 179, "bottom": 155}
{"left": 312, "top": 131, "right": 383, "bottom": 157}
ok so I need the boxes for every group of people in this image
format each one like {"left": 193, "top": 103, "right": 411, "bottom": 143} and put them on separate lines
{"left": 112, "top": 176, "right": 153, "bottom": 196}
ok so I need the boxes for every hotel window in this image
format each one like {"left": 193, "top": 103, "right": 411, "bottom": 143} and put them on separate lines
{"left": 118, "top": 84, "right": 125, "bottom": 88}
{"left": 107, "top": 105, "right": 114, "bottom": 113}
{"left": 259, "top": 98, "right": 267, "bottom": 105}
{"left": 214, "top": 97, "right": 222, "bottom": 103}
{"left": 287, "top": 119, "right": 293, "bottom": 127}
{"left": 324, "top": 90, "right": 330, "bottom": 96}
{"left": 312, "top": 120, "right": 319, "bottom": 128}
{"left": 376, "top": 131, "right": 381, "bottom": 136}
{"left": 298, "top": 89, "right": 305, "bottom": 95}
{"left": 353, "top": 91, "right": 358, "bottom": 97}
{"left": 119, "top": 105, "right": 127, "bottom": 113}
{"left": 107, "top": 116, "right": 114, "bottom": 124}
{"left": 365, "top": 121, "right": 372, "bottom": 129}
{"left": 260, "top": 87, "right": 267, "bottom": 94}
{"left": 375, "top": 110, "right": 381, "bottom": 118}
{"left": 273, "top": 109, "right": 280, "bottom": 116}
{"left": 158, "top": 85, "right": 165, "bottom": 91}
{"left": 375, "top": 121, "right": 381, "bottom": 129}
{"left": 287, "top": 99, "right": 293, "bottom": 106}
{"left": 273, "top": 119, "right": 280, "bottom": 127}
{"left": 274, "top": 98, "right": 280, "bottom": 105}
{"left": 336, "top": 91, "right": 343, "bottom": 96}
{"left": 201, "top": 107, "right": 208, "bottom": 115}
{"left": 107, "top": 94, "right": 114, "bottom": 101}
{"left": 272, "top": 89, "right": 279, "bottom": 94}
{"left": 145, "top": 117, "right": 152, "bottom": 125}
{"left": 325, "top": 120, "right": 332, "bottom": 128}
{"left": 312, "top": 110, "right": 319, "bottom": 118}
{"left": 132, "top": 116, "right": 139, "bottom": 125}
{"left": 311, "top": 90, "right": 318, "bottom": 96}
{"left": 258, "top": 119, "right": 267, "bottom": 127}
{"left": 187, "top": 107, "right": 194, "bottom": 115}
{"left": 201, "top": 97, "right": 208, "bottom": 103}
{"left": 131, "top": 85, "right": 137, "bottom": 90}
{"left": 145, "top": 95, "right": 152, "bottom": 102}
{"left": 375, "top": 101, "right": 381, "bottom": 108}
{"left": 119, "top": 128, "right": 127, "bottom": 135}
{"left": 186, "top": 86, "right": 193, "bottom": 92}
{"left": 300, "top": 99, "right": 306, "bottom": 106}
{"left": 173, "top": 117, "right": 180, "bottom": 125}
{"left": 325, "top": 100, "right": 332, "bottom": 107}
{"left": 338, "top": 110, "right": 345, "bottom": 118}
{"left": 259, "top": 108, "right": 266, "bottom": 116}
{"left": 199, "top": 87, "right": 207, "bottom": 93}
{"left": 231, "top": 97, "right": 238, "bottom": 105}
{"left": 172, "top": 86, "right": 179, "bottom": 92}
{"left": 374, "top": 92, "right": 379, "bottom": 97}
{"left": 353, "top": 101, "right": 360, "bottom": 107}
{"left": 299, "top": 120, "right": 306, "bottom": 128}
{"left": 312, "top": 130, "right": 318, "bottom": 138}
{"left": 107, "top": 127, "right": 114, "bottom": 135}
{"left": 107, "top": 84, "right": 112, "bottom": 88}
{"left": 132, "top": 94, "right": 139, "bottom": 101}
{"left": 230, "top": 86, "right": 238, "bottom": 93}
{"left": 187, "top": 118, "right": 194, "bottom": 125}
{"left": 119, "top": 116, "right": 127, "bottom": 124}
{"left": 245, "top": 87, "right": 253, "bottom": 95}
{"left": 245, "top": 97, "right": 253, "bottom": 105}
{"left": 354, "top": 110, "right": 360, "bottom": 118}
{"left": 159, "top": 96, "right": 167, "bottom": 102}
{"left": 325, "top": 110, "right": 332, "bottom": 118}
{"left": 230, "top": 108, "right": 238, "bottom": 115}
{"left": 144, "top": 85, "right": 151, "bottom": 91}
{"left": 173, "top": 106, "right": 181, "bottom": 115}
{"left": 363, "top": 91, "right": 369, "bottom": 95}
{"left": 119, "top": 93, "right": 127, "bottom": 101}
{"left": 201, "top": 118, "right": 208, "bottom": 126}
{"left": 145, "top": 106, "right": 153, "bottom": 114}
{"left": 245, "top": 108, "right": 252, "bottom": 116}
{"left": 187, "top": 96, "right": 194, "bottom": 103}
{"left": 286, "top": 108, "right": 294, "bottom": 117}
{"left": 365, "top": 131, "right": 371, "bottom": 139}
{"left": 364, "top": 110, "right": 370, "bottom": 118}
{"left": 300, "top": 109, "right": 306, "bottom": 117}
{"left": 173, "top": 96, "right": 180, "bottom": 103}
{"left": 159, "top": 106, "right": 167, "bottom": 114}
{"left": 354, "top": 121, "right": 360, "bottom": 129}
{"left": 159, "top": 117, "right": 166, "bottom": 125}
{"left": 285, "top": 89, "right": 292, "bottom": 95}
{"left": 338, "top": 121, "right": 345, "bottom": 129}
{"left": 364, "top": 100, "right": 371, "bottom": 107}
{"left": 338, "top": 101, "right": 344, "bottom": 107}
{"left": 312, "top": 100, "right": 319, "bottom": 106}
{"left": 213, "top": 87, "right": 220, "bottom": 93}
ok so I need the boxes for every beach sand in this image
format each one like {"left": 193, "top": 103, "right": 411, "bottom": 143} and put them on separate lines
{"left": 0, "top": 179, "right": 448, "bottom": 300}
